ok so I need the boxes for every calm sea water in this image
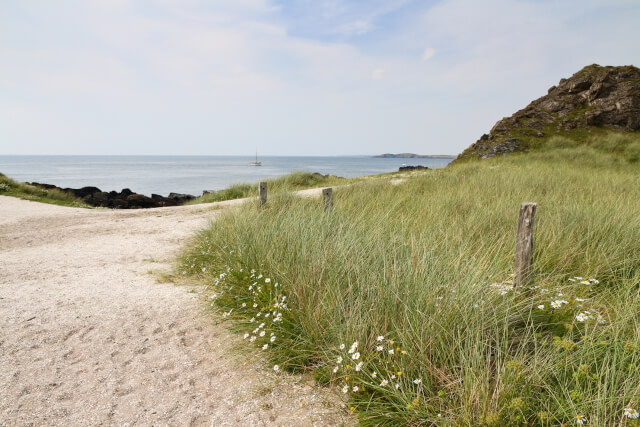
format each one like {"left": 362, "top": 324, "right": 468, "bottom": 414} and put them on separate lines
{"left": 0, "top": 156, "right": 452, "bottom": 196}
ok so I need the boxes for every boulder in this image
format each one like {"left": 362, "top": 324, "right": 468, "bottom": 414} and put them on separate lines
{"left": 398, "top": 165, "right": 430, "bottom": 171}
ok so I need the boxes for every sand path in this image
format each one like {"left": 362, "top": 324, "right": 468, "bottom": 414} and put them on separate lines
{"left": 0, "top": 194, "right": 346, "bottom": 426}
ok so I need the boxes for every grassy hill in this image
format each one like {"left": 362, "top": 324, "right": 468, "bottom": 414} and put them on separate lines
{"left": 180, "top": 142, "right": 640, "bottom": 425}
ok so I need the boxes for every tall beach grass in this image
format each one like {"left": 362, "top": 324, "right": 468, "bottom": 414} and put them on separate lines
{"left": 180, "top": 144, "right": 640, "bottom": 425}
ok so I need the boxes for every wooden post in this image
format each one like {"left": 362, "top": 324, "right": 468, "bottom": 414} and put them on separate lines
{"left": 515, "top": 202, "right": 537, "bottom": 288}
{"left": 259, "top": 182, "right": 267, "bottom": 207}
{"left": 322, "top": 187, "right": 333, "bottom": 211}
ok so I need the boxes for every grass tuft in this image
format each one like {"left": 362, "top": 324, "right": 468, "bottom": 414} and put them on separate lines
{"left": 0, "top": 173, "right": 88, "bottom": 207}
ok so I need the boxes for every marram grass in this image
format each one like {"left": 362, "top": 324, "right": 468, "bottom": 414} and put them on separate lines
{"left": 0, "top": 173, "right": 88, "bottom": 207}
{"left": 180, "top": 145, "right": 640, "bottom": 426}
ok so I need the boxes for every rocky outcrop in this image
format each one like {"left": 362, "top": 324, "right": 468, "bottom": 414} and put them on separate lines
{"left": 27, "top": 183, "right": 195, "bottom": 209}
{"left": 457, "top": 64, "right": 640, "bottom": 160}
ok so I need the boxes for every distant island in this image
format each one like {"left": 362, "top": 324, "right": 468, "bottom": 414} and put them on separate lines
{"left": 374, "top": 153, "right": 456, "bottom": 159}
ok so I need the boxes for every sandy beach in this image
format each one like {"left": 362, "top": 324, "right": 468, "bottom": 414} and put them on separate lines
{"left": 0, "top": 195, "right": 346, "bottom": 426}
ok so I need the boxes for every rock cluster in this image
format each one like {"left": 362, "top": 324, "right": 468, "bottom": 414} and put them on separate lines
{"left": 28, "top": 183, "right": 195, "bottom": 208}
{"left": 398, "top": 165, "right": 430, "bottom": 171}
{"left": 458, "top": 64, "right": 640, "bottom": 159}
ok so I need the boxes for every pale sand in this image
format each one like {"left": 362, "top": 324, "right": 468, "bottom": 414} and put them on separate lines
{"left": 0, "top": 194, "right": 347, "bottom": 426}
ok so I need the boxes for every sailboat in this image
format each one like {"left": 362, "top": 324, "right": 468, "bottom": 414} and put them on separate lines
{"left": 249, "top": 151, "right": 262, "bottom": 166}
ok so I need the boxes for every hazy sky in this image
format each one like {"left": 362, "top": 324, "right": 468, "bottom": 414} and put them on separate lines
{"left": 1, "top": 0, "right": 639, "bottom": 156}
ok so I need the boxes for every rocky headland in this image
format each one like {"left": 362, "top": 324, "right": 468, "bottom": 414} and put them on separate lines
{"left": 27, "top": 182, "right": 195, "bottom": 209}
{"left": 457, "top": 64, "right": 640, "bottom": 160}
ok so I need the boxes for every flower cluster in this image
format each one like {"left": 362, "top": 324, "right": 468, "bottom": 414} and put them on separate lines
{"left": 489, "top": 276, "right": 515, "bottom": 295}
{"left": 204, "top": 267, "right": 290, "bottom": 373}
{"left": 331, "top": 335, "right": 421, "bottom": 404}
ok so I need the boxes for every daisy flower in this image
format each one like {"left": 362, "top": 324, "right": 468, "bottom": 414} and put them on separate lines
{"left": 537, "top": 305, "right": 545, "bottom": 310}
{"left": 576, "top": 415, "right": 586, "bottom": 425}
{"left": 352, "top": 386, "right": 359, "bottom": 392}
{"left": 337, "top": 356, "right": 343, "bottom": 364}
{"left": 243, "top": 333, "right": 249, "bottom": 339}
{"left": 342, "top": 385, "right": 349, "bottom": 393}
{"left": 355, "top": 362, "right": 363, "bottom": 372}
{"left": 352, "top": 352, "right": 360, "bottom": 360}
{"left": 380, "top": 380, "right": 388, "bottom": 386}
{"left": 413, "top": 379, "right": 422, "bottom": 384}
{"left": 376, "top": 336, "right": 384, "bottom": 341}
{"left": 333, "top": 366, "right": 339, "bottom": 373}
{"left": 624, "top": 408, "right": 639, "bottom": 419}
{"left": 339, "top": 343, "right": 345, "bottom": 350}
{"left": 376, "top": 345, "right": 384, "bottom": 352}
{"left": 576, "top": 313, "right": 588, "bottom": 322}
{"left": 273, "top": 364, "right": 279, "bottom": 372}
{"left": 262, "top": 344, "right": 268, "bottom": 350}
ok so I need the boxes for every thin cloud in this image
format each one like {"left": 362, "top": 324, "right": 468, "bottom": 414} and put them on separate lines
{"left": 421, "top": 47, "right": 436, "bottom": 61}
{"left": 371, "top": 68, "right": 386, "bottom": 80}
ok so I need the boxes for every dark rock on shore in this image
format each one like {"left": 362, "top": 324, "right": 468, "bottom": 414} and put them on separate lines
{"left": 398, "top": 165, "right": 430, "bottom": 171}
{"left": 457, "top": 64, "right": 640, "bottom": 160}
{"left": 27, "top": 182, "right": 195, "bottom": 209}
{"left": 376, "top": 153, "right": 455, "bottom": 159}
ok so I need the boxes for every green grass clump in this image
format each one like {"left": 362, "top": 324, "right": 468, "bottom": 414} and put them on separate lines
{"left": 0, "top": 173, "right": 88, "bottom": 207}
{"left": 180, "top": 145, "right": 640, "bottom": 425}
{"left": 188, "top": 171, "right": 347, "bottom": 204}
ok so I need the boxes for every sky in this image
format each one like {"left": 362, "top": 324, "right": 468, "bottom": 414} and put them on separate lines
{"left": 1, "top": 0, "right": 639, "bottom": 156}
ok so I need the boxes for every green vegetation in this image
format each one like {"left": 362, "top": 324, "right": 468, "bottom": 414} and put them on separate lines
{"left": 0, "top": 173, "right": 88, "bottom": 207}
{"left": 180, "top": 144, "right": 640, "bottom": 425}
{"left": 188, "top": 171, "right": 349, "bottom": 204}
{"left": 457, "top": 127, "right": 640, "bottom": 163}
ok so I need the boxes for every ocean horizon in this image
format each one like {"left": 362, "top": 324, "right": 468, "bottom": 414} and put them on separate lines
{"left": 0, "top": 155, "right": 453, "bottom": 197}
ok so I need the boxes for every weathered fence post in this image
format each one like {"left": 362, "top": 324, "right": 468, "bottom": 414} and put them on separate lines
{"left": 259, "top": 182, "right": 267, "bottom": 207}
{"left": 322, "top": 187, "right": 333, "bottom": 211}
{"left": 515, "top": 202, "right": 537, "bottom": 288}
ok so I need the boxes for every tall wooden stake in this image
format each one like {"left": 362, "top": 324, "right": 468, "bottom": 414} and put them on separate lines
{"left": 515, "top": 202, "right": 537, "bottom": 288}
{"left": 322, "top": 187, "right": 333, "bottom": 211}
{"left": 259, "top": 182, "right": 267, "bottom": 207}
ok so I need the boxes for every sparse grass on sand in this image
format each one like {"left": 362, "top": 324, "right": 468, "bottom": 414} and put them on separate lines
{"left": 0, "top": 173, "right": 88, "bottom": 207}
{"left": 182, "top": 138, "right": 640, "bottom": 426}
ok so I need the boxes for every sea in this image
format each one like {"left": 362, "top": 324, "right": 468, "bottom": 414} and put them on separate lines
{"left": 0, "top": 155, "right": 453, "bottom": 197}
